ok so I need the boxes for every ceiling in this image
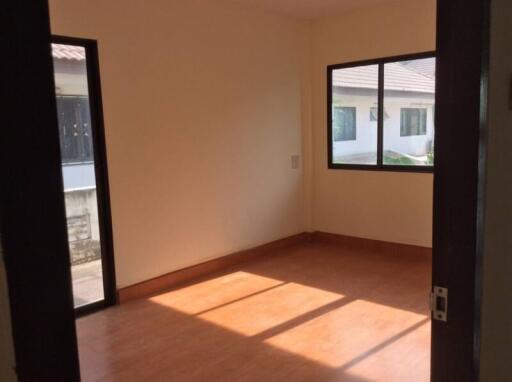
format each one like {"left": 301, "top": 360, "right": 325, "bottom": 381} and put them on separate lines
{"left": 230, "top": 0, "right": 391, "bottom": 20}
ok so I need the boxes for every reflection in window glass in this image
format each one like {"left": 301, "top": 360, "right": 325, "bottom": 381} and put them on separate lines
{"left": 52, "top": 43, "right": 105, "bottom": 308}
{"left": 331, "top": 64, "right": 378, "bottom": 165}
{"left": 383, "top": 57, "right": 436, "bottom": 166}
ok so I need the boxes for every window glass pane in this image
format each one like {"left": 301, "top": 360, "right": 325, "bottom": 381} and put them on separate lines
{"left": 57, "top": 97, "right": 94, "bottom": 164}
{"left": 370, "top": 107, "right": 389, "bottom": 121}
{"left": 331, "top": 64, "right": 378, "bottom": 165}
{"left": 333, "top": 106, "right": 356, "bottom": 141}
{"left": 370, "top": 107, "right": 378, "bottom": 122}
{"left": 52, "top": 43, "right": 105, "bottom": 308}
{"left": 383, "top": 57, "right": 436, "bottom": 166}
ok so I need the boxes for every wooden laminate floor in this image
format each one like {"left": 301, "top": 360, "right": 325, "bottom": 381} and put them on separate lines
{"left": 77, "top": 241, "right": 431, "bottom": 382}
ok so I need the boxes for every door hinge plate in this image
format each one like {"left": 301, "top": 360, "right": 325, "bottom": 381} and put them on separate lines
{"left": 431, "top": 286, "right": 448, "bottom": 322}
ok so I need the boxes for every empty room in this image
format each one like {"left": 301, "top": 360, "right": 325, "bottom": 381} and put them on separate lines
{"left": 3, "top": 0, "right": 510, "bottom": 382}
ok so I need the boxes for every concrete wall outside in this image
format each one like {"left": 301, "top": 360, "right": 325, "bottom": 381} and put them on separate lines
{"left": 64, "top": 188, "right": 101, "bottom": 265}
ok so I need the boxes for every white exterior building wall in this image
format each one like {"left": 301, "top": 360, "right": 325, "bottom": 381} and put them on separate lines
{"left": 332, "top": 92, "right": 378, "bottom": 158}
{"left": 332, "top": 91, "right": 434, "bottom": 159}
{"left": 383, "top": 94, "right": 435, "bottom": 156}
{"left": 62, "top": 163, "right": 96, "bottom": 190}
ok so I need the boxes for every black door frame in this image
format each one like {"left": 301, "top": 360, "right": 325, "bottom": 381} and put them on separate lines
{"left": 1, "top": 1, "right": 81, "bottom": 380}
{"left": 431, "top": 0, "right": 490, "bottom": 381}
{"left": 2, "top": 0, "right": 490, "bottom": 380}
{"left": 52, "top": 35, "right": 117, "bottom": 317}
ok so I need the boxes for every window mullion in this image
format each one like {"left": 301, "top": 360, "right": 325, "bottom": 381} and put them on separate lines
{"left": 377, "top": 63, "right": 384, "bottom": 167}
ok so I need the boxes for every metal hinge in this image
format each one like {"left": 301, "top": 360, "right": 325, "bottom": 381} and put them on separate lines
{"left": 431, "top": 286, "right": 448, "bottom": 322}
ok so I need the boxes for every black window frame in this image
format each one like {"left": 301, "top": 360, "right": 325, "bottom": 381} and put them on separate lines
{"left": 327, "top": 51, "right": 436, "bottom": 173}
{"left": 52, "top": 35, "right": 117, "bottom": 317}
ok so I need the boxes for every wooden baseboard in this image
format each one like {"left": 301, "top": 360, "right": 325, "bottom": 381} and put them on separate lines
{"left": 117, "top": 231, "right": 430, "bottom": 304}
{"left": 311, "top": 231, "right": 432, "bottom": 257}
{"left": 117, "top": 232, "right": 312, "bottom": 303}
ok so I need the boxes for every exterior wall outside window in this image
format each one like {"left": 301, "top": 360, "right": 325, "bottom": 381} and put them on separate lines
{"left": 332, "top": 89, "right": 434, "bottom": 161}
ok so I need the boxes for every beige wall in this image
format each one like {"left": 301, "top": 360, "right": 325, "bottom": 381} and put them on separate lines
{"left": 480, "top": 0, "right": 512, "bottom": 379}
{"left": 49, "top": 0, "right": 436, "bottom": 289}
{"left": 49, "top": 0, "right": 309, "bottom": 287}
{"left": 309, "top": 0, "right": 436, "bottom": 247}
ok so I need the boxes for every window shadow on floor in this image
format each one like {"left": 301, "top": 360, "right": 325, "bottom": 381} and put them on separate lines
{"left": 76, "top": 242, "right": 431, "bottom": 381}
{"left": 77, "top": 300, "right": 373, "bottom": 382}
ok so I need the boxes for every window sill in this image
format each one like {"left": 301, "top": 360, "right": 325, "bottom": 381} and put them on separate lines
{"left": 328, "top": 163, "right": 434, "bottom": 173}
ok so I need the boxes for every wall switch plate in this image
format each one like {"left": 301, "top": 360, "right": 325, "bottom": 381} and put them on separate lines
{"left": 291, "top": 154, "right": 300, "bottom": 169}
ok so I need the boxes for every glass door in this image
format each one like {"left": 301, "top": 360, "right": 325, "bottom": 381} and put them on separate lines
{"left": 51, "top": 37, "right": 115, "bottom": 315}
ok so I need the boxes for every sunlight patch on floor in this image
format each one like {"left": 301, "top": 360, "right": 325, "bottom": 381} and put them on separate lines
{"left": 149, "top": 271, "right": 284, "bottom": 314}
{"left": 264, "top": 299, "right": 430, "bottom": 369}
{"left": 197, "top": 282, "right": 343, "bottom": 336}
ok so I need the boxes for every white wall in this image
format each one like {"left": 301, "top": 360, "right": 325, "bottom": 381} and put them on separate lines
{"left": 49, "top": 0, "right": 309, "bottom": 288}
{"left": 309, "top": 0, "right": 436, "bottom": 247}
{"left": 62, "top": 164, "right": 95, "bottom": 190}
{"left": 480, "top": 0, "right": 512, "bottom": 379}
{"left": 383, "top": 95, "right": 435, "bottom": 158}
